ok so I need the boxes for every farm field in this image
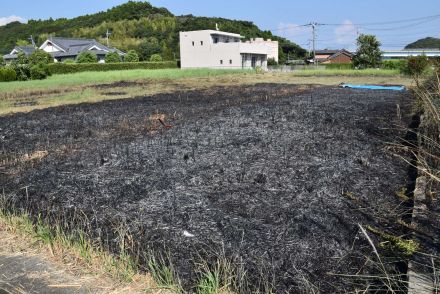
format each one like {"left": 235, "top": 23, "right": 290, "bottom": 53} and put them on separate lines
{"left": 0, "top": 82, "right": 417, "bottom": 292}
{"left": 0, "top": 69, "right": 413, "bottom": 115}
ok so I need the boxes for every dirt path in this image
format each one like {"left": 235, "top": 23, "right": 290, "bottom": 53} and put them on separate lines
{"left": 0, "top": 225, "right": 96, "bottom": 294}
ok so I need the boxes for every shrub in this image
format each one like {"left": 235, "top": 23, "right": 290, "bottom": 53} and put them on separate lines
{"left": 105, "top": 52, "right": 121, "bottom": 63}
{"left": 325, "top": 63, "right": 353, "bottom": 70}
{"left": 63, "top": 59, "right": 75, "bottom": 64}
{"left": 30, "top": 63, "right": 51, "bottom": 80}
{"left": 404, "top": 55, "right": 429, "bottom": 79}
{"left": 11, "top": 63, "right": 31, "bottom": 81}
{"left": 124, "top": 50, "right": 139, "bottom": 63}
{"left": 150, "top": 54, "right": 163, "bottom": 62}
{"left": 76, "top": 52, "right": 98, "bottom": 63}
{"left": 267, "top": 58, "right": 278, "bottom": 66}
{"left": 28, "top": 50, "right": 53, "bottom": 66}
{"left": 48, "top": 61, "right": 178, "bottom": 74}
{"left": 0, "top": 67, "right": 17, "bottom": 82}
{"left": 17, "top": 52, "right": 28, "bottom": 64}
{"left": 0, "top": 56, "right": 4, "bottom": 66}
{"left": 381, "top": 60, "right": 407, "bottom": 71}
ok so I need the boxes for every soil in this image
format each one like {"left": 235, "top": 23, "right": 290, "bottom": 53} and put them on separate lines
{"left": 0, "top": 83, "right": 415, "bottom": 292}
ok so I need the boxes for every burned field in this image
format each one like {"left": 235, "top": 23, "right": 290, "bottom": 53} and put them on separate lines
{"left": 0, "top": 84, "right": 415, "bottom": 292}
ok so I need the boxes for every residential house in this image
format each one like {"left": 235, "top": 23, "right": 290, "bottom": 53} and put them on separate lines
{"left": 314, "top": 49, "right": 353, "bottom": 64}
{"left": 3, "top": 37, "right": 124, "bottom": 63}
{"left": 3, "top": 46, "right": 36, "bottom": 63}
{"left": 179, "top": 30, "right": 278, "bottom": 69}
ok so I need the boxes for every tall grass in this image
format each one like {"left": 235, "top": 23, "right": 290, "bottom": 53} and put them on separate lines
{"left": 0, "top": 68, "right": 252, "bottom": 93}
{"left": 292, "top": 68, "right": 400, "bottom": 77}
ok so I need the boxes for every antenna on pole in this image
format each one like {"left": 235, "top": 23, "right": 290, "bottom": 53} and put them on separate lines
{"left": 106, "top": 29, "right": 111, "bottom": 47}
{"left": 29, "top": 35, "right": 36, "bottom": 48}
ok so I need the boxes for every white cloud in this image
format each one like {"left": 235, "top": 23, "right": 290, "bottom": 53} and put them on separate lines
{"left": 334, "top": 20, "right": 357, "bottom": 48}
{"left": 0, "top": 15, "right": 27, "bottom": 26}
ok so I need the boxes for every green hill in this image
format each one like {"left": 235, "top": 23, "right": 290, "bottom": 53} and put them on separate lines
{"left": 405, "top": 37, "right": 440, "bottom": 49}
{"left": 0, "top": 1, "right": 305, "bottom": 63}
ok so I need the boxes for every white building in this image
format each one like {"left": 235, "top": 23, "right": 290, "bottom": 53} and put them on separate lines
{"left": 382, "top": 49, "right": 440, "bottom": 60}
{"left": 179, "top": 30, "right": 278, "bottom": 69}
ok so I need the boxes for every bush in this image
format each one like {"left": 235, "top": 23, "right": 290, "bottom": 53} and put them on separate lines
{"left": 48, "top": 61, "right": 178, "bottom": 75}
{"left": 30, "top": 63, "right": 51, "bottom": 80}
{"left": 267, "top": 58, "right": 278, "bottom": 66}
{"left": 63, "top": 59, "right": 75, "bottom": 64}
{"left": 28, "top": 50, "right": 53, "bottom": 66}
{"left": 11, "top": 64, "right": 31, "bottom": 81}
{"left": 381, "top": 60, "right": 407, "bottom": 71}
{"left": 124, "top": 50, "right": 139, "bottom": 63}
{"left": 325, "top": 63, "right": 353, "bottom": 70}
{"left": 150, "top": 54, "right": 163, "bottom": 62}
{"left": 0, "top": 67, "right": 17, "bottom": 82}
{"left": 17, "top": 52, "right": 28, "bottom": 64}
{"left": 404, "top": 55, "right": 429, "bottom": 78}
{"left": 105, "top": 52, "right": 121, "bottom": 63}
{"left": 76, "top": 52, "right": 98, "bottom": 63}
{"left": 0, "top": 56, "right": 4, "bottom": 66}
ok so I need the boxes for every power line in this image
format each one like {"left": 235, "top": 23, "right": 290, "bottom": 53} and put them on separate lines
{"left": 319, "top": 14, "right": 440, "bottom": 26}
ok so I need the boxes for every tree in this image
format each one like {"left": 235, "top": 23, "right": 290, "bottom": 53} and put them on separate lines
{"left": 17, "top": 51, "right": 28, "bottom": 64}
{"left": 124, "top": 50, "right": 139, "bottom": 62}
{"left": 405, "top": 55, "right": 430, "bottom": 85}
{"left": 76, "top": 52, "right": 98, "bottom": 63}
{"left": 16, "top": 39, "right": 31, "bottom": 46}
{"left": 353, "top": 34, "right": 382, "bottom": 69}
{"left": 138, "top": 40, "right": 161, "bottom": 61}
{"left": 0, "top": 56, "right": 4, "bottom": 66}
{"left": 28, "top": 49, "right": 53, "bottom": 66}
{"left": 105, "top": 51, "right": 121, "bottom": 63}
{"left": 150, "top": 54, "right": 163, "bottom": 62}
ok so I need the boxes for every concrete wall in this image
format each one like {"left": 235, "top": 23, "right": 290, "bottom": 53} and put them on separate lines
{"left": 180, "top": 31, "right": 242, "bottom": 69}
{"left": 180, "top": 30, "right": 271, "bottom": 69}
{"left": 247, "top": 38, "right": 279, "bottom": 62}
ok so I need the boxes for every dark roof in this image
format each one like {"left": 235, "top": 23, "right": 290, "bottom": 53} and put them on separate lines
{"left": 47, "top": 37, "right": 124, "bottom": 56}
{"left": 315, "top": 49, "right": 341, "bottom": 55}
{"left": 15, "top": 46, "right": 37, "bottom": 55}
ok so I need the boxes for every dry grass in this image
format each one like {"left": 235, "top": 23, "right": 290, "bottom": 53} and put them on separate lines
{"left": 0, "top": 72, "right": 414, "bottom": 116}
{"left": 0, "top": 217, "right": 163, "bottom": 294}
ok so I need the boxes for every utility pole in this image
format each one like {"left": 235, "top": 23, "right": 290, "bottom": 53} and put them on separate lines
{"left": 106, "top": 29, "right": 111, "bottom": 47}
{"left": 310, "top": 22, "right": 317, "bottom": 68}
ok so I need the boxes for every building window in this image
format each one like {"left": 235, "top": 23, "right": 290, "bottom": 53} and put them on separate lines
{"left": 213, "top": 37, "right": 219, "bottom": 44}
{"left": 220, "top": 60, "right": 223, "bottom": 65}
{"left": 192, "top": 41, "right": 194, "bottom": 46}
{"left": 229, "top": 59, "right": 232, "bottom": 64}
{"left": 200, "top": 41, "right": 203, "bottom": 46}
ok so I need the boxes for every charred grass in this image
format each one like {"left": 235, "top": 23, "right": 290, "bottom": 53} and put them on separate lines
{"left": 0, "top": 83, "right": 424, "bottom": 292}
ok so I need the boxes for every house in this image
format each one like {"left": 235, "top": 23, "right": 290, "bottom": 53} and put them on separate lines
{"left": 39, "top": 37, "right": 124, "bottom": 63}
{"left": 382, "top": 49, "right": 440, "bottom": 60}
{"left": 314, "top": 49, "right": 353, "bottom": 64}
{"left": 179, "top": 30, "right": 278, "bottom": 69}
{"left": 3, "top": 46, "right": 36, "bottom": 63}
{"left": 3, "top": 37, "right": 124, "bottom": 63}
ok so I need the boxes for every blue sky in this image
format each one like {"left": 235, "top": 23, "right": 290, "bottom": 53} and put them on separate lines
{"left": 1, "top": 0, "right": 439, "bottom": 50}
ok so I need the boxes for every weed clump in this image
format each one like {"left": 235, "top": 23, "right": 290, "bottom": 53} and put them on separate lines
{"left": 367, "top": 225, "right": 420, "bottom": 257}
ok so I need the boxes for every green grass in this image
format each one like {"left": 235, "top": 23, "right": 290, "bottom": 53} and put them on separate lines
{"left": 0, "top": 68, "right": 251, "bottom": 93}
{"left": 292, "top": 68, "right": 400, "bottom": 77}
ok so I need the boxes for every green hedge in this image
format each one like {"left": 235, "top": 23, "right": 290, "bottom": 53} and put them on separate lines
{"left": 324, "top": 63, "right": 354, "bottom": 70}
{"left": 48, "top": 61, "right": 178, "bottom": 75}
{"left": 381, "top": 60, "right": 408, "bottom": 71}
{"left": 0, "top": 67, "right": 17, "bottom": 82}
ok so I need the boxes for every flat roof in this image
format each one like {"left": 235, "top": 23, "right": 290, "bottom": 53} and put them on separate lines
{"left": 180, "top": 30, "right": 244, "bottom": 38}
